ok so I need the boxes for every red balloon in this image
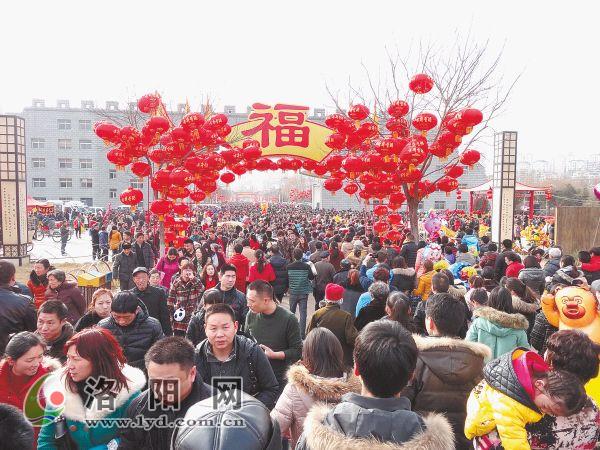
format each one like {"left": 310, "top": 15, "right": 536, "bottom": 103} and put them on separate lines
{"left": 409, "top": 74, "right": 434, "bottom": 94}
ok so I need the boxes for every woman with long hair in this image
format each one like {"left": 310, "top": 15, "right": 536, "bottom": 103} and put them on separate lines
{"left": 75, "top": 288, "right": 113, "bottom": 332}
{"left": 340, "top": 269, "right": 365, "bottom": 318}
{"left": 466, "top": 286, "right": 529, "bottom": 359}
{"left": 27, "top": 259, "right": 54, "bottom": 310}
{"left": 504, "top": 276, "right": 540, "bottom": 337}
{"left": 271, "top": 328, "right": 360, "bottom": 449}
{"left": 248, "top": 249, "right": 276, "bottom": 284}
{"left": 154, "top": 247, "right": 180, "bottom": 289}
{"left": 385, "top": 291, "right": 416, "bottom": 332}
{"left": 0, "top": 332, "right": 61, "bottom": 446}
{"left": 200, "top": 262, "right": 218, "bottom": 290}
{"left": 37, "top": 327, "right": 145, "bottom": 449}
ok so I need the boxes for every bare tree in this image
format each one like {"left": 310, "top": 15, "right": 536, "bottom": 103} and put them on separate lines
{"left": 327, "top": 34, "right": 521, "bottom": 237}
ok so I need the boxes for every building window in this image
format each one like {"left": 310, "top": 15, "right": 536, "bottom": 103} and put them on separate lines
{"left": 79, "top": 120, "right": 92, "bottom": 130}
{"left": 434, "top": 201, "right": 446, "bottom": 210}
{"left": 456, "top": 201, "right": 468, "bottom": 210}
{"left": 109, "top": 189, "right": 117, "bottom": 199}
{"left": 33, "top": 197, "right": 47, "bottom": 201}
{"left": 80, "top": 178, "right": 93, "bottom": 188}
{"left": 58, "top": 139, "right": 72, "bottom": 150}
{"left": 59, "top": 197, "right": 72, "bottom": 201}
{"left": 130, "top": 179, "right": 144, "bottom": 189}
{"left": 109, "top": 169, "right": 116, "bottom": 179}
{"left": 57, "top": 119, "right": 71, "bottom": 130}
{"left": 58, "top": 158, "right": 72, "bottom": 169}
{"left": 79, "top": 159, "right": 92, "bottom": 169}
{"left": 31, "top": 138, "right": 45, "bottom": 149}
{"left": 80, "top": 197, "right": 93, "bottom": 206}
{"left": 59, "top": 178, "right": 73, "bottom": 188}
{"left": 32, "top": 178, "right": 46, "bottom": 188}
{"left": 79, "top": 139, "right": 92, "bottom": 150}
{"left": 32, "top": 158, "right": 45, "bottom": 168}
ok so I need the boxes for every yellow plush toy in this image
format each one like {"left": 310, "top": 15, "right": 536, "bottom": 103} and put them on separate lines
{"left": 541, "top": 286, "right": 600, "bottom": 403}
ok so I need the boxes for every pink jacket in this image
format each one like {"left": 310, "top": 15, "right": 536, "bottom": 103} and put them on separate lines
{"left": 155, "top": 256, "right": 180, "bottom": 289}
{"left": 271, "top": 364, "right": 360, "bottom": 449}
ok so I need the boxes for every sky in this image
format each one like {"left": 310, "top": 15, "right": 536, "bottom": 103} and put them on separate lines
{"left": 2, "top": 0, "right": 599, "bottom": 172}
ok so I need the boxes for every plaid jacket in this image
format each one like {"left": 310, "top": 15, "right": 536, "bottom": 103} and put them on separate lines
{"left": 167, "top": 276, "right": 205, "bottom": 332}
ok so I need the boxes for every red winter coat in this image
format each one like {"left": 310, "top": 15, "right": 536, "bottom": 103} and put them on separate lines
{"left": 229, "top": 253, "right": 250, "bottom": 292}
{"left": 248, "top": 262, "right": 276, "bottom": 283}
{"left": 505, "top": 262, "right": 525, "bottom": 278}
{"left": 27, "top": 270, "right": 49, "bottom": 310}
{"left": 582, "top": 255, "right": 600, "bottom": 273}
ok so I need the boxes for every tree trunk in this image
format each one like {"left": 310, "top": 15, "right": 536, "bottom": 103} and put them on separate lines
{"left": 407, "top": 196, "right": 419, "bottom": 239}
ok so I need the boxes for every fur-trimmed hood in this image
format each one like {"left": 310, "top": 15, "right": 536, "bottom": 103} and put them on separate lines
{"left": 412, "top": 334, "right": 490, "bottom": 385}
{"left": 42, "top": 363, "right": 145, "bottom": 421}
{"left": 287, "top": 364, "right": 361, "bottom": 402}
{"left": 473, "top": 306, "right": 529, "bottom": 331}
{"left": 302, "top": 403, "right": 455, "bottom": 450}
{"left": 41, "top": 355, "right": 62, "bottom": 372}
{"left": 391, "top": 267, "right": 416, "bottom": 277}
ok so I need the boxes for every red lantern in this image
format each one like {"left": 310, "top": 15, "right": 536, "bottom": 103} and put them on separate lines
{"left": 324, "top": 113, "right": 346, "bottom": 129}
{"left": 150, "top": 199, "right": 173, "bottom": 220}
{"left": 94, "top": 122, "right": 120, "bottom": 143}
{"left": 343, "top": 183, "right": 359, "bottom": 195}
{"left": 374, "top": 205, "right": 389, "bottom": 216}
{"left": 172, "top": 203, "right": 190, "bottom": 216}
{"left": 386, "top": 117, "right": 409, "bottom": 133}
{"left": 412, "top": 113, "right": 438, "bottom": 133}
{"left": 189, "top": 190, "right": 206, "bottom": 203}
{"left": 444, "top": 165, "right": 464, "bottom": 179}
{"left": 486, "top": 188, "right": 493, "bottom": 200}
{"left": 373, "top": 220, "right": 388, "bottom": 234}
{"left": 170, "top": 168, "right": 193, "bottom": 187}
{"left": 242, "top": 140, "right": 262, "bottom": 160}
{"left": 106, "top": 148, "right": 132, "bottom": 170}
{"left": 220, "top": 172, "right": 236, "bottom": 184}
{"left": 138, "top": 94, "right": 160, "bottom": 114}
{"left": 119, "top": 187, "right": 143, "bottom": 210}
{"left": 409, "top": 74, "right": 434, "bottom": 94}
{"left": 389, "top": 191, "right": 406, "bottom": 207}
{"left": 325, "top": 133, "right": 346, "bottom": 150}
{"left": 146, "top": 116, "right": 170, "bottom": 135}
{"left": 323, "top": 178, "right": 343, "bottom": 193}
{"left": 313, "top": 164, "right": 328, "bottom": 176}
{"left": 204, "top": 114, "right": 228, "bottom": 131}
{"left": 348, "top": 104, "right": 370, "bottom": 121}
{"left": 388, "top": 213, "right": 402, "bottom": 225}
{"left": 301, "top": 159, "right": 317, "bottom": 171}
{"left": 148, "top": 148, "right": 169, "bottom": 164}
{"left": 459, "top": 149, "right": 481, "bottom": 168}
{"left": 230, "top": 163, "right": 247, "bottom": 176}
{"left": 387, "top": 100, "right": 409, "bottom": 118}
{"left": 130, "top": 161, "right": 151, "bottom": 178}
{"left": 458, "top": 108, "right": 483, "bottom": 127}
{"left": 545, "top": 189, "right": 552, "bottom": 201}
{"left": 437, "top": 176, "right": 459, "bottom": 196}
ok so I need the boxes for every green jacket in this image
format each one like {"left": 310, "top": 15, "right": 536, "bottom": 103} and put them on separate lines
{"left": 37, "top": 364, "right": 145, "bottom": 450}
{"left": 465, "top": 306, "right": 530, "bottom": 360}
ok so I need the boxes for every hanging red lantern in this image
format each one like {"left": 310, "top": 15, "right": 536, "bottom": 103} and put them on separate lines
{"left": 147, "top": 148, "right": 170, "bottom": 164}
{"left": 130, "top": 161, "right": 151, "bottom": 178}
{"left": 230, "top": 163, "right": 247, "bottom": 176}
{"left": 444, "top": 165, "right": 464, "bottom": 179}
{"left": 343, "top": 183, "right": 359, "bottom": 195}
{"left": 385, "top": 229, "right": 403, "bottom": 242}
{"left": 374, "top": 205, "right": 389, "bottom": 216}
{"left": 189, "top": 190, "right": 206, "bottom": 203}
{"left": 458, "top": 108, "right": 483, "bottom": 128}
{"left": 324, "top": 113, "right": 346, "bottom": 129}
{"left": 459, "top": 149, "right": 481, "bottom": 168}
{"left": 412, "top": 113, "right": 438, "bottom": 133}
{"left": 150, "top": 199, "right": 173, "bottom": 220}
{"left": 152, "top": 168, "right": 172, "bottom": 191}
{"left": 313, "top": 164, "right": 328, "bottom": 176}
{"left": 387, "top": 100, "right": 410, "bottom": 118}
{"left": 389, "top": 191, "right": 407, "bottom": 207}
{"left": 138, "top": 94, "right": 161, "bottom": 114}
{"left": 357, "top": 122, "right": 379, "bottom": 140}
{"left": 170, "top": 168, "right": 193, "bottom": 187}
{"left": 242, "top": 140, "right": 262, "bottom": 160}
{"left": 388, "top": 213, "right": 403, "bottom": 225}
{"left": 301, "top": 159, "right": 317, "bottom": 171}
{"left": 172, "top": 203, "right": 190, "bottom": 216}
{"left": 409, "top": 74, "right": 434, "bottom": 94}
{"left": 94, "top": 122, "right": 121, "bottom": 144}
{"left": 172, "top": 220, "right": 190, "bottom": 233}
{"left": 373, "top": 220, "right": 389, "bottom": 234}
{"left": 220, "top": 171, "right": 236, "bottom": 184}
{"left": 119, "top": 187, "right": 143, "bottom": 211}
{"left": 348, "top": 104, "right": 370, "bottom": 121}
{"left": 325, "top": 133, "right": 346, "bottom": 150}
{"left": 106, "top": 148, "right": 132, "bottom": 170}
{"left": 385, "top": 117, "right": 409, "bottom": 133}
{"left": 323, "top": 178, "right": 343, "bottom": 193}
{"left": 437, "top": 176, "right": 459, "bottom": 196}
{"left": 204, "top": 114, "right": 228, "bottom": 131}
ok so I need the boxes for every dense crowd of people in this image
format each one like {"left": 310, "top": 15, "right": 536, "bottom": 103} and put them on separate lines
{"left": 2, "top": 202, "right": 600, "bottom": 449}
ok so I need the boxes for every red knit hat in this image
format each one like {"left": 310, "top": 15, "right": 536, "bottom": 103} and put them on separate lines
{"left": 325, "top": 283, "right": 344, "bottom": 302}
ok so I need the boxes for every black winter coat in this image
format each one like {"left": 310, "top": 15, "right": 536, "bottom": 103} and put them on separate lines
{"left": 118, "top": 375, "right": 214, "bottom": 449}
{"left": 98, "top": 303, "right": 164, "bottom": 370}
{"left": 0, "top": 286, "right": 37, "bottom": 354}
{"left": 185, "top": 308, "right": 207, "bottom": 347}
{"left": 194, "top": 334, "right": 279, "bottom": 410}
{"left": 399, "top": 241, "right": 418, "bottom": 268}
{"left": 130, "top": 285, "right": 172, "bottom": 335}
{"left": 269, "top": 254, "right": 289, "bottom": 296}
{"left": 354, "top": 299, "right": 386, "bottom": 331}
